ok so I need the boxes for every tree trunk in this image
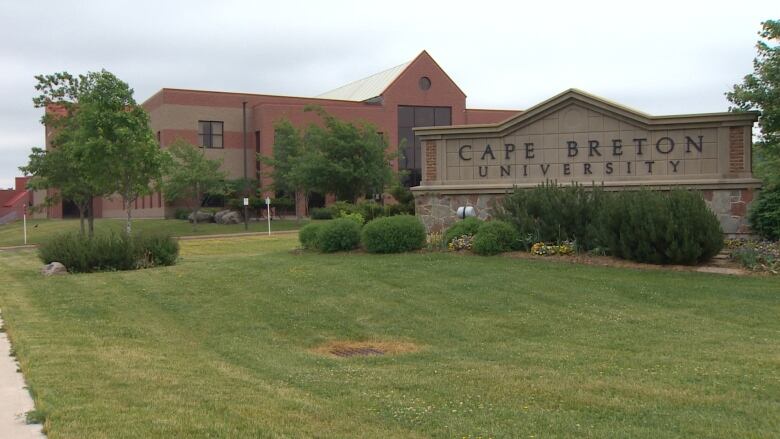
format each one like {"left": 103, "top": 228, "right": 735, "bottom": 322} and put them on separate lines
{"left": 87, "top": 199, "right": 95, "bottom": 238}
{"left": 78, "top": 206, "right": 85, "bottom": 236}
{"left": 125, "top": 198, "right": 133, "bottom": 236}
{"left": 295, "top": 190, "right": 302, "bottom": 223}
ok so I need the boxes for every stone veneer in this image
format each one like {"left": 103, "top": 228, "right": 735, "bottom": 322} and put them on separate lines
{"left": 415, "top": 188, "right": 756, "bottom": 237}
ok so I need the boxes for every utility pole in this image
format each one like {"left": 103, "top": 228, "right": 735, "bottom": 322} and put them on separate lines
{"left": 242, "top": 101, "right": 248, "bottom": 231}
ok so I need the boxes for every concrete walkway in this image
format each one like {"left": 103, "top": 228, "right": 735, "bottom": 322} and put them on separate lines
{"left": 0, "top": 314, "right": 46, "bottom": 438}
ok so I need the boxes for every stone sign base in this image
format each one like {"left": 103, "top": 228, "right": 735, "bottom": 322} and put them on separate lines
{"left": 413, "top": 184, "right": 759, "bottom": 237}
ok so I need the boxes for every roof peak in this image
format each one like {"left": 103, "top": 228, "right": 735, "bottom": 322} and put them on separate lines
{"left": 315, "top": 57, "right": 414, "bottom": 102}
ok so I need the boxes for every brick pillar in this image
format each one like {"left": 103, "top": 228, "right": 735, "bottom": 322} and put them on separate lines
{"left": 729, "top": 126, "right": 745, "bottom": 173}
{"left": 425, "top": 140, "right": 437, "bottom": 182}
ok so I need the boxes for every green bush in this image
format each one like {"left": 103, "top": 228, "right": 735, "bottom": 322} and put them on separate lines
{"left": 341, "top": 212, "right": 365, "bottom": 225}
{"left": 495, "top": 182, "right": 607, "bottom": 250}
{"left": 361, "top": 215, "right": 426, "bottom": 253}
{"left": 38, "top": 232, "right": 179, "bottom": 273}
{"left": 317, "top": 218, "right": 361, "bottom": 253}
{"left": 601, "top": 190, "right": 723, "bottom": 265}
{"left": 444, "top": 217, "right": 483, "bottom": 244}
{"left": 298, "top": 223, "right": 322, "bottom": 249}
{"left": 331, "top": 201, "right": 358, "bottom": 217}
{"left": 310, "top": 207, "right": 334, "bottom": 220}
{"left": 357, "top": 200, "right": 385, "bottom": 221}
{"left": 388, "top": 184, "right": 415, "bottom": 214}
{"left": 748, "top": 186, "right": 780, "bottom": 241}
{"left": 472, "top": 220, "right": 521, "bottom": 255}
{"left": 173, "top": 208, "right": 190, "bottom": 220}
{"left": 134, "top": 233, "right": 180, "bottom": 267}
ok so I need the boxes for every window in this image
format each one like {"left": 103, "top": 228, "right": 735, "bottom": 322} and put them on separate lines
{"left": 397, "top": 106, "right": 451, "bottom": 187}
{"left": 198, "top": 121, "right": 223, "bottom": 148}
{"left": 419, "top": 76, "right": 431, "bottom": 91}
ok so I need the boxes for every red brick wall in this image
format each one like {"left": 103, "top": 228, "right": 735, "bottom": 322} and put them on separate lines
{"left": 729, "top": 126, "right": 745, "bottom": 173}
{"left": 425, "top": 140, "right": 437, "bottom": 181}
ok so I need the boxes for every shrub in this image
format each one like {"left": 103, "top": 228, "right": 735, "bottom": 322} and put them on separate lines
{"left": 310, "top": 207, "right": 334, "bottom": 220}
{"left": 388, "top": 184, "right": 415, "bottom": 214}
{"left": 298, "top": 223, "right": 322, "bottom": 249}
{"left": 38, "top": 232, "right": 179, "bottom": 273}
{"left": 331, "top": 201, "right": 358, "bottom": 217}
{"left": 444, "top": 217, "right": 483, "bottom": 244}
{"left": 317, "top": 218, "right": 361, "bottom": 253}
{"left": 341, "top": 212, "right": 365, "bottom": 225}
{"left": 748, "top": 186, "right": 780, "bottom": 241}
{"left": 472, "top": 220, "right": 521, "bottom": 255}
{"left": 357, "top": 200, "right": 385, "bottom": 221}
{"left": 361, "top": 215, "right": 426, "bottom": 253}
{"left": 173, "top": 208, "right": 190, "bottom": 220}
{"left": 495, "top": 182, "right": 607, "bottom": 250}
{"left": 134, "top": 233, "right": 179, "bottom": 268}
{"left": 602, "top": 189, "right": 723, "bottom": 265}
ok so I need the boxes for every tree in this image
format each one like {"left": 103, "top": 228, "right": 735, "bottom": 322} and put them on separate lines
{"left": 23, "top": 70, "right": 163, "bottom": 236}
{"left": 303, "top": 106, "right": 395, "bottom": 202}
{"left": 23, "top": 72, "right": 108, "bottom": 237}
{"left": 728, "top": 20, "right": 780, "bottom": 240}
{"left": 727, "top": 20, "right": 780, "bottom": 186}
{"left": 162, "top": 139, "right": 227, "bottom": 230}
{"left": 261, "top": 119, "right": 311, "bottom": 220}
{"left": 75, "top": 72, "right": 163, "bottom": 235}
{"left": 20, "top": 146, "right": 94, "bottom": 235}
{"left": 265, "top": 107, "right": 395, "bottom": 210}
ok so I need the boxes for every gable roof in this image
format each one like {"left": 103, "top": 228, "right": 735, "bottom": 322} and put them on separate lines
{"left": 415, "top": 89, "right": 760, "bottom": 138}
{"left": 316, "top": 60, "right": 411, "bottom": 101}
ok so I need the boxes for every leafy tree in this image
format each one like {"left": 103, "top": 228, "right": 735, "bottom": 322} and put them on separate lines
{"left": 727, "top": 20, "right": 780, "bottom": 239}
{"left": 260, "top": 119, "right": 310, "bottom": 220}
{"left": 20, "top": 146, "right": 95, "bottom": 235}
{"left": 75, "top": 71, "right": 164, "bottom": 235}
{"left": 23, "top": 70, "right": 163, "bottom": 236}
{"left": 303, "top": 106, "right": 395, "bottom": 202}
{"left": 162, "top": 139, "right": 227, "bottom": 230}
{"left": 727, "top": 20, "right": 780, "bottom": 185}
{"left": 23, "top": 72, "right": 107, "bottom": 236}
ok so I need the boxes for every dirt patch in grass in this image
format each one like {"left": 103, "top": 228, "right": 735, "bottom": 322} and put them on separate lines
{"left": 311, "top": 340, "right": 421, "bottom": 358}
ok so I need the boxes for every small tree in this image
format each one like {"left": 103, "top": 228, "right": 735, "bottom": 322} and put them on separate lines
{"left": 261, "top": 119, "right": 311, "bottom": 221}
{"left": 162, "top": 139, "right": 227, "bottom": 230}
{"left": 75, "top": 71, "right": 163, "bottom": 235}
{"left": 303, "top": 106, "right": 395, "bottom": 202}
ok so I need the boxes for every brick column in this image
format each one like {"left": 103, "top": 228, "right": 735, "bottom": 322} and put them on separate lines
{"left": 729, "top": 126, "right": 745, "bottom": 173}
{"left": 424, "top": 140, "right": 437, "bottom": 182}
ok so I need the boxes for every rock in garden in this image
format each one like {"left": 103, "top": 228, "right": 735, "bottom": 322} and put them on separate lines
{"left": 41, "top": 262, "right": 67, "bottom": 276}
{"left": 217, "top": 211, "right": 242, "bottom": 225}
{"left": 188, "top": 211, "right": 214, "bottom": 223}
{"left": 213, "top": 209, "right": 230, "bottom": 223}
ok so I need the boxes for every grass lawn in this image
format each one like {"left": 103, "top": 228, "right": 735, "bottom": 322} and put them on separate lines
{"left": 0, "top": 235, "right": 778, "bottom": 438}
{"left": 0, "top": 218, "right": 308, "bottom": 247}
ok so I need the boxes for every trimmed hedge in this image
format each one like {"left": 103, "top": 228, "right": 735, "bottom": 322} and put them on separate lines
{"left": 362, "top": 215, "right": 426, "bottom": 253}
{"left": 317, "top": 218, "right": 361, "bottom": 253}
{"left": 38, "top": 232, "right": 179, "bottom": 273}
{"left": 472, "top": 220, "right": 521, "bottom": 255}
{"left": 298, "top": 223, "right": 322, "bottom": 249}
{"left": 444, "top": 217, "right": 483, "bottom": 244}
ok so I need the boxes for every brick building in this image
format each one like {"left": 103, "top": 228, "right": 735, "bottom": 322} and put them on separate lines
{"left": 42, "top": 50, "right": 519, "bottom": 219}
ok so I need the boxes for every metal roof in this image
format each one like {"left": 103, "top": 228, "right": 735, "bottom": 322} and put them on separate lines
{"left": 315, "top": 61, "right": 411, "bottom": 102}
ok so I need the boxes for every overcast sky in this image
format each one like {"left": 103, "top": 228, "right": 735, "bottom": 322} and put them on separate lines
{"left": 0, "top": 0, "right": 775, "bottom": 188}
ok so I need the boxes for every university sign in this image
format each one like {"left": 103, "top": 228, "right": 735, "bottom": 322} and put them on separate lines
{"left": 411, "top": 89, "right": 761, "bottom": 235}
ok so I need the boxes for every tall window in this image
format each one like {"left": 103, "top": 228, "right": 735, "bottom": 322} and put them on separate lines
{"left": 397, "top": 106, "right": 451, "bottom": 187}
{"left": 198, "top": 121, "right": 223, "bottom": 148}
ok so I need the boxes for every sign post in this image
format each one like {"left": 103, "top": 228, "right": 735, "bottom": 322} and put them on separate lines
{"left": 265, "top": 197, "right": 271, "bottom": 236}
{"left": 243, "top": 197, "right": 249, "bottom": 231}
{"left": 23, "top": 205, "right": 27, "bottom": 245}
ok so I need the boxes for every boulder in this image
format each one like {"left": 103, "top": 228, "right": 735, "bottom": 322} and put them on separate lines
{"left": 217, "top": 210, "right": 242, "bottom": 225}
{"left": 213, "top": 209, "right": 234, "bottom": 224}
{"left": 41, "top": 262, "right": 67, "bottom": 276}
{"left": 188, "top": 210, "right": 214, "bottom": 223}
